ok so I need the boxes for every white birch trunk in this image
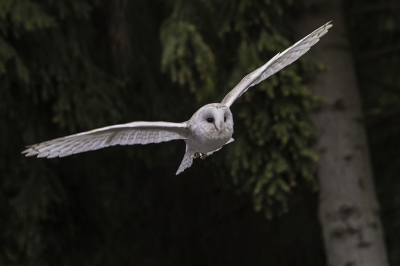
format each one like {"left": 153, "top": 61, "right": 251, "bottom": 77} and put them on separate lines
{"left": 296, "top": 1, "right": 389, "bottom": 265}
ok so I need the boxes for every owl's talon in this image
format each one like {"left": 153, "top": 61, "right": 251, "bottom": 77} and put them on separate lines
{"left": 200, "top": 153, "right": 207, "bottom": 160}
{"left": 192, "top": 152, "right": 200, "bottom": 159}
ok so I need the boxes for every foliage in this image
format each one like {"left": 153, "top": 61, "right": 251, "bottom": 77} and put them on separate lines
{"left": 0, "top": 1, "right": 124, "bottom": 265}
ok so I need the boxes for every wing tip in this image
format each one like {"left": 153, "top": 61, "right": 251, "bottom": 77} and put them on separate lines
{"left": 22, "top": 147, "right": 37, "bottom": 156}
{"left": 320, "top": 21, "right": 333, "bottom": 35}
{"left": 22, "top": 147, "right": 62, "bottom": 159}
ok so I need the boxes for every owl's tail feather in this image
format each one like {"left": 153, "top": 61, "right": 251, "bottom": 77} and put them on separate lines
{"left": 176, "top": 145, "right": 197, "bottom": 175}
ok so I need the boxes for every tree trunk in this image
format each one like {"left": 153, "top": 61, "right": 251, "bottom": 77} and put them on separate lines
{"left": 296, "top": 1, "right": 389, "bottom": 265}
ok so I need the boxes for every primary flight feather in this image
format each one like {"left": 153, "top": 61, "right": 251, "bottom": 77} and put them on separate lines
{"left": 23, "top": 22, "right": 332, "bottom": 175}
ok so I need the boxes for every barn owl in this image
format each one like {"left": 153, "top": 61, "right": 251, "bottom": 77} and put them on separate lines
{"left": 22, "top": 22, "right": 332, "bottom": 175}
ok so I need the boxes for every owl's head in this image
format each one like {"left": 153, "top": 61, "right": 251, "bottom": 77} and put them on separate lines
{"left": 190, "top": 103, "right": 234, "bottom": 140}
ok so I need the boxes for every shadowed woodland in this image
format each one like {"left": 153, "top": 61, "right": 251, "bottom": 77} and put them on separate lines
{"left": 1, "top": 0, "right": 400, "bottom": 265}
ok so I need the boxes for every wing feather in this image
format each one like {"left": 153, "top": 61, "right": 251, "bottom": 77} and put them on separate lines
{"left": 23, "top": 121, "right": 188, "bottom": 158}
{"left": 221, "top": 21, "right": 332, "bottom": 107}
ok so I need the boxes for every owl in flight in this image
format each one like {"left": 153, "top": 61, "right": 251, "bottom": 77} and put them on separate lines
{"left": 23, "top": 22, "right": 332, "bottom": 175}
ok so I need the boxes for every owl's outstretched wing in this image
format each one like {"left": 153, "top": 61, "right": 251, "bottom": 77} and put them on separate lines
{"left": 221, "top": 21, "right": 332, "bottom": 108}
{"left": 22, "top": 121, "right": 189, "bottom": 158}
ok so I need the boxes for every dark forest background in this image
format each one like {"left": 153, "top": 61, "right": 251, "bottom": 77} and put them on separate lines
{"left": 1, "top": 0, "right": 399, "bottom": 265}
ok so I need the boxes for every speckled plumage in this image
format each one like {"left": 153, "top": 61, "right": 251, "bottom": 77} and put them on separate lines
{"left": 22, "top": 22, "right": 332, "bottom": 175}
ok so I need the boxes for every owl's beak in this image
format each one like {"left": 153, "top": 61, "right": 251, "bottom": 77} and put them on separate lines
{"left": 214, "top": 116, "right": 223, "bottom": 131}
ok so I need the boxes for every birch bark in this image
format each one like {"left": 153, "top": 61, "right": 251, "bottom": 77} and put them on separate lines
{"left": 297, "top": 1, "right": 389, "bottom": 265}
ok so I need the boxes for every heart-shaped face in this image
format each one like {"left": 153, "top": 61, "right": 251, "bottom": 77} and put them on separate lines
{"left": 192, "top": 103, "right": 234, "bottom": 140}
{"left": 185, "top": 103, "right": 234, "bottom": 154}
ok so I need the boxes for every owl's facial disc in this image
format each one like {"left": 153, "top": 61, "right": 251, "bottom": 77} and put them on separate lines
{"left": 192, "top": 104, "right": 233, "bottom": 140}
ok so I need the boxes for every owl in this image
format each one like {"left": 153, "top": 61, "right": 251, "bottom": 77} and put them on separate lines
{"left": 22, "top": 22, "right": 332, "bottom": 175}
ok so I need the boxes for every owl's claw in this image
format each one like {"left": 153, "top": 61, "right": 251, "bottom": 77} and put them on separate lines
{"left": 191, "top": 152, "right": 207, "bottom": 160}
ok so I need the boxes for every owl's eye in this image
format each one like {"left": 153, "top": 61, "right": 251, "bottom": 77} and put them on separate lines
{"left": 224, "top": 116, "right": 226, "bottom": 122}
{"left": 207, "top": 118, "right": 214, "bottom": 123}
